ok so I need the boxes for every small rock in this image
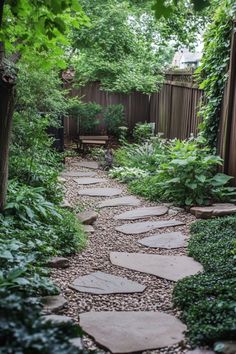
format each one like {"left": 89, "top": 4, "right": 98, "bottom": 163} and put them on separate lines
{"left": 214, "top": 341, "right": 236, "bottom": 354}
{"left": 84, "top": 225, "right": 95, "bottom": 233}
{"left": 46, "top": 257, "right": 70, "bottom": 269}
{"left": 42, "top": 295, "right": 67, "bottom": 314}
{"left": 69, "top": 338, "right": 83, "bottom": 350}
{"left": 60, "top": 199, "right": 73, "bottom": 210}
{"left": 77, "top": 211, "right": 98, "bottom": 225}
{"left": 58, "top": 176, "right": 66, "bottom": 183}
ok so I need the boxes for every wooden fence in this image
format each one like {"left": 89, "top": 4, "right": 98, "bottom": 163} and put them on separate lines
{"left": 218, "top": 19, "right": 236, "bottom": 180}
{"left": 149, "top": 72, "right": 203, "bottom": 139}
{"left": 63, "top": 80, "right": 150, "bottom": 138}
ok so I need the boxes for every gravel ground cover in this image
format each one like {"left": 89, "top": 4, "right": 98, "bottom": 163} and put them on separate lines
{"left": 51, "top": 157, "right": 197, "bottom": 354}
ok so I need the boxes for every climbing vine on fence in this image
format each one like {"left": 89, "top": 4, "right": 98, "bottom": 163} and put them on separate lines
{"left": 196, "top": 0, "right": 235, "bottom": 150}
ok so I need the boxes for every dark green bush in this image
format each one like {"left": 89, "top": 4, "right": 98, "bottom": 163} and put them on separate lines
{"left": 70, "top": 101, "right": 102, "bottom": 134}
{"left": 0, "top": 292, "right": 86, "bottom": 354}
{"left": 173, "top": 216, "right": 236, "bottom": 347}
{"left": 104, "top": 104, "right": 125, "bottom": 137}
{"left": 133, "top": 122, "right": 153, "bottom": 143}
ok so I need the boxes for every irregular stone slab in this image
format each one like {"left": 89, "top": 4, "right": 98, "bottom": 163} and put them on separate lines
{"left": 42, "top": 295, "right": 67, "bottom": 314}
{"left": 190, "top": 203, "right": 236, "bottom": 219}
{"left": 98, "top": 196, "right": 141, "bottom": 208}
{"left": 69, "top": 271, "right": 146, "bottom": 294}
{"left": 77, "top": 211, "right": 98, "bottom": 225}
{"left": 84, "top": 225, "right": 95, "bottom": 233}
{"left": 110, "top": 252, "right": 203, "bottom": 281}
{"left": 46, "top": 256, "right": 70, "bottom": 269}
{"left": 116, "top": 220, "right": 185, "bottom": 235}
{"left": 186, "top": 349, "right": 215, "bottom": 354}
{"left": 74, "top": 177, "right": 105, "bottom": 185}
{"left": 69, "top": 338, "right": 83, "bottom": 350}
{"left": 79, "top": 311, "right": 186, "bottom": 353}
{"left": 138, "top": 232, "right": 187, "bottom": 249}
{"left": 77, "top": 161, "right": 99, "bottom": 169}
{"left": 78, "top": 188, "right": 122, "bottom": 197}
{"left": 61, "top": 171, "right": 97, "bottom": 178}
{"left": 42, "top": 314, "right": 73, "bottom": 324}
{"left": 114, "top": 206, "right": 168, "bottom": 220}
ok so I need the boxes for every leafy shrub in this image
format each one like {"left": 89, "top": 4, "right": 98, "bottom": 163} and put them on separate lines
{"left": 109, "top": 166, "right": 148, "bottom": 182}
{"left": 104, "top": 104, "right": 125, "bottom": 137}
{"left": 113, "top": 138, "right": 236, "bottom": 206}
{"left": 0, "top": 292, "right": 86, "bottom": 354}
{"left": 70, "top": 101, "right": 102, "bottom": 134}
{"left": 133, "top": 122, "right": 153, "bottom": 143}
{"left": 173, "top": 216, "right": 236, "bottom": 347}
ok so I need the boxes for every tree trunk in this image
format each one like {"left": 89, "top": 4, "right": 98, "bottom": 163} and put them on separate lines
{"left": 0, "top": 43, "right": 16, "bottom": 211}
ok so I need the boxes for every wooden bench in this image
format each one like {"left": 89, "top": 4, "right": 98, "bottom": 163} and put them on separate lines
{"left": 74, "top": 135, "right": 109, "bottom": 151}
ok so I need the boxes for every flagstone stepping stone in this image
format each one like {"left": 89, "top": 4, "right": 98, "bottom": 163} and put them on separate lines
{"left": 74, "top": 177, "right": 105, "bottom": 185}
{"left": 42, "top": 314, "right": 74, "bottom": 324}
{"left": 110, "top": 252, "right": 203, "bottom": 281}
{"left": 79, "top": 311, "right": 186, "bottom": 353}
{"left": 61, "top": 171, "right": 97, "bottom": 177}
{"left": 77, "top": 161, "right": 99, "bottom": 169}
{"left": 114, "top": 206, "right": 168, "bottom": 220}
{"left": 46, "top": 256, "right": 70, "bottom": 269}
{"left": 186, "top": 350, "right": 215, "bottom": 354}
{"left": 42, "top": 295, "right": 67, "bottom": 314}
{"left": 84, "top": 225, "right": 95, "bottom": 233}
{"left": 69, "top": 338, "right": 83, "bottom": 350}
{"left": 77, "top": 211, "right": 98, "bottom": 225}
{"left": 98, "top": 196, "right": 141, "bottom": 208}
{"left": 190, "top": 203, "right": 236, "bottom": 219}
{"left": 69, "top": 271, "right": 146, "bottom": 294}
{"left": 78, "top": 188, "right": 122, "bottom": 197}
{"left": 116, "top": 220, "right": 185, "bottom": 235}
{"left": 138, "top": 232, "right": 187, "bottom": 249}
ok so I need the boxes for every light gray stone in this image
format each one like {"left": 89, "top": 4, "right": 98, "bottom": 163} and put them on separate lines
{"left": 77, "top": 161, "right": 99, "bottom": 169}
{"left": 186, "top": 349, "right": 215, "bottom": 354}
{"left": 69, "top": 338, "right": 83, "bottom": 350}
{"left": 190, "top": 203, "right": 236, "bottom": 219}
{"left": 214, "top": 341, "right": 236, "bottom": 354}
{"left": 69, "top": 271, "right": 146, "bottom": 294}
{"left": 42, "top": 314, "right": 73, "bottom": 324}
{"left": 61, "top": 171, "right": 97, "bottom": 177}
{"left": 46, "top": 256, "right": 70, "bottom": 269}
{"left": 116, "top": 220, "right": 185, "bottom": 235}
{"left": 138, "top": 232, "right": 187, "bottom": 249}
{"left": 110, "top": 252, "right": 203, "bottom": 281}
{"left": 74, "top": 177, "right": 105, "bottom": 185}
{"left": 42, "top": 295, "right": 67, "bottom": 314}
{"left": 60, "top": 199, "right": 73, "bottom": 210}
{"left": 78, "top": 188, "right": 122, "bottom": 197}
{"left": 84, "top": 225, "right": 95, "bottom": 233}
{"left": 114, "top": 206, "right": 168, "bottom": 220}
{"left": 79, "top": 311, "right": 186, "bottom": 353}
{"left": 98, "top": 196, "right": 141, "bottom": 208}
{"left": 77, "top": 211, "right": 98, "bottom": 225}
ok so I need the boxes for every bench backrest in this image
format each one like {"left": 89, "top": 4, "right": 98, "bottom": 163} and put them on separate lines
{"left": 79, "top": 135, "right": 109, "bottom": 141}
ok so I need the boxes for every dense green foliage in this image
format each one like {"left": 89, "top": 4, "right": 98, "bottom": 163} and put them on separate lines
{"left": 133, "top": 122, "right": 153, "bottom": 143}
{"left": 196, "top": 0, "right": 235, "bottom": 149}
{"left": 173, "top": 216, "right": 236, "bottom": 347}
{"left": 72, "top": 0, "right": 176, "bottom": 93}
{"left": 70, "top": 101, "right": 102, "bottom": 135}
{"left": 104, "top": 104, "right": 125, "bottom": 137}
{"left": 0, "top": 56, "right": 86, "bottom": 353}
{"left": 110, "top": 136, "right": 235, "bottom": 206}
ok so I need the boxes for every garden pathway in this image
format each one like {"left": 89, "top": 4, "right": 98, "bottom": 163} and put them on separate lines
{"left": 51, "top": 158, "right": 204, "bottom": 354}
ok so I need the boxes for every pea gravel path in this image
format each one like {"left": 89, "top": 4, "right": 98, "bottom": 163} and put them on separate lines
{"left": 51, "top": 157, "right": 198, "bottom": 354}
